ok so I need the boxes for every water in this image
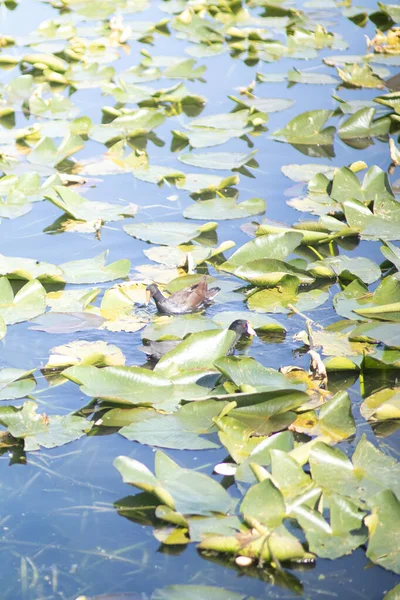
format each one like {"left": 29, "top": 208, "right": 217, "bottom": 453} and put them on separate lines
{"left": 0, "top": 0, "right": 399, "bottom": 598}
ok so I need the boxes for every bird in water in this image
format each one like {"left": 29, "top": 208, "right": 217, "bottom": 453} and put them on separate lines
{"left": 139, "top": 319, "right": 257, "bottom": 362}
{"left": 146, "top": 276, "right": 220, "bottom": 316}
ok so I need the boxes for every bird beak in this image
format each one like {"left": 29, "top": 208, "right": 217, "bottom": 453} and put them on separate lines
{"left": 247, "top": 323, "right": 257, "bottom": 337}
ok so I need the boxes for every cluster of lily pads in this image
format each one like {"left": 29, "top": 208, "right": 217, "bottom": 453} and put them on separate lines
{"left": 1, "top": 0, "right": 400, "bottom": 595}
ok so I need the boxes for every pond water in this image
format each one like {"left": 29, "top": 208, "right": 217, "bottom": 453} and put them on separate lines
{"left": 0, "top": 0, "right": 400, "bottom": 598}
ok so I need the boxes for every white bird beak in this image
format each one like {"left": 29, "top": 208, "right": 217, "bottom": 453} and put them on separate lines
{"left": 247, "top": 323, "right": 257, "bottom": 337}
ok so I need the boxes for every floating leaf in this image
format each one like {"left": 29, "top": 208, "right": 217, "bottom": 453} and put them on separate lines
{"left": 293, "top": 495, "right": 367, "bottom": 559}
{"left": 0, "top": 254, "right": 63, "bottom": 282}
{"left": 287, "top": 69, "right": 339, "bottom": 85}
{"left": 64, "top": 365, "right": 176, "bottom": 407}
{"left": 351, "top": 322, "right": 400, "bottom": 347}
{"left": 29, "top": 312, "right": 105, "bottom": 334}
{"left": 183, "top": 197, "right": 265, "bottom": 220}
{"left": 0, "top": 401, "right": 92, "bottom": 451}
{"left": 154, "top": 329, "right": 237, "bottom": 378}
{"left": 0, "top": 368, "right": 36, "bottom": 401}
{"left": 272, "top": 110, "right": 335, "bottom": 145}
{"left": 361, "top": 388, "right": 400, "bottom": 421}
{"left": 337, "top": 64, "right": 385, "bottom": 89}
{"left": 44, "top": 340, "right": 126, "bottom": 371}
{"left": 318, "top": 391, "right": 356, "bottom": 441}
{"left": 310, "top": 435, "right": 400, "bottom": 504}
{"left": 241, "top": 479, "right": 285, "bottom": 528}
{"left": 178, "top": 151, "right": 258, "bottom": 171}
{"left": 124, "top": 221, "right": 217, "bottom": 246}
{"left": 45, "top": 186, "right": 137, "bottom": 223}
{"left": 60, "top": 251, "right": 130, "bottom": 284}
{"left": 220, "top": 232, "right": 303, "bottom": 273}
{"left": 338, "top": 108, "right": 390, "bottom": 139}
{"left": 282, "top": 164, "right": 335, "bottom": 182}
{"left": 366, "top": 490, "right": 400, "bottom": 574}
{"left": 343, "top": 198, "right": 400, "bottom": 241}
{"left": 309, "top": 256, "right": 381, "bottom": 284}
{"left": 0, "top": 278, "right": 46, "bottom": 324}
{"left": 232, "top": 259, "right": 314, "bottom": 287}
{"left": 119, "top": 401, "right": 221, "bottom": 450}
{"left": 248, "top": 276, "right": 328, "bottom": 314}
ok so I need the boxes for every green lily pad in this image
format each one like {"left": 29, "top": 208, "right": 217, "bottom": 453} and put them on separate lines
{"left": 381, "top": 241, "right": 400, "bottom": 270}
{"left": 241, "top": 479, "right": 285, "bottom": 528}
{"left": 310, "top": 435, "right": 400, "bottom": 505}
{"left": 178, "top": 150, "right": 258, "bottom": 171}
{"left": 318, "top": 391, "right": 356, "bottom": 441}
{"left": 47, "top": 288, "right": 101, "bottom": 313}
{"left": 220, "top": 232, "right": 303, "bottom": 273}
{"left": 142, "top": 314, "right": 220, "bottom": 341}
{"left": 248, "top": 275, "right": 329, "bottom": 314}
{"left": 183, "top": 197, "right": 265, "bottom": 220}
{"left": 366, "top": 490, "right": 400, "bottom": 574}
{"left": 338, "top": 108, "right": 390, "bottom": 139}
{"left": 44, "top": 340, "right": 126, "bottom": 371}
{"left": 124, "top": 221, "right": 217, "bottom": 246}
{"left": 351, "top": 322, "right": 400, "bottom": 348}
{"left": 0, "top": 368, "right": 36, "bottom": 401}
{"left": 293, "top": 495, "right": 367, "bottom": 559}
{"left": 45, "top": 185, "right": 137, "bottom": 223}
{"left": 287, "top": 69, "right": 339, "bottom": 85}
{"left": 119, "top": 401, "right": 222, "bottom": 450}
{"left": 272, "top": 110, "right": 335, "bottom": 145}
{"left": 281, "top": 163, "right": 335, "bottom": 182}
{"left": 343, "top": 198, "right": 400, "bottom": 241}
{"left": 309, "top": 256, "right": 381, "bottom": 284}
{"left": 215, "top": 356, "right": 303, "bottom": 392}
{"left": 233, "top": 259, "right": 314, "bottom": 287}
{"left": 63, "top": 365, "right": 176, "bottom": 408}
{"left": 114, "top": 451, "right": 234, "bottom": 516}
{"left": 361, "top": 388, "right": 400, "bottom": 421}
{"left": 154, "top": 329, "right": 237, "bottom": 378}
{"left": 60, "top": 251, "right": 130, "bottom": 284}
{"left": 0, "top": 400, "right": 92, "bottom": 451}
{"left": 0, "top": 254, "right": 63, "bottom": 282}
{"left": 0, "top": 277, "right": 46, "bottom": 324}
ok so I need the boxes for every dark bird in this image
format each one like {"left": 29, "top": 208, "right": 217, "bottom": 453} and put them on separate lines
{"left": 139, "top": 319, "right": 257, "bottom": 362}
{"left": 146, "top": 276, "right": 220, "bottom": 315}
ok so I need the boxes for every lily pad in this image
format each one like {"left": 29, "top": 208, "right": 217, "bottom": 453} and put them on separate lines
{"left": 119, "top": 401, "right": 222, "bottom": 450}
{"left": 183, "top": 197, "right": 265, "bottom": 220}
{"left": 361, "top": 388, "right": 400, "bottom": 421}
{"left": 44, "top": 340, "right": 126, "bottom": 371}
{"left": 0, "top": 400, "right": 92, "bottom": 451}
{"left": 0, "top": 277, "right": 46, "bottom": 324}
{"left": 63, "top": 365, "right": 176, "bottom": 407}
{"left": 124, "top": 221, "right": 217, "bottom": 246}
{"left": 0, "top": 368, "right": 36, "bottom": 401}
{"left": 272, "top": 110, "right": 335, "bottom": 145}
{"left": 178, "top": 150, "right": 258, "bottom": 171}
{"left": 60, "top": 251, "right": 130, "bottom": 284}
{"left": 45, "top": 185, "right": 138, "bottom": 223}
{"left": 310, "top": 435, "right": 400, "bottom": 505}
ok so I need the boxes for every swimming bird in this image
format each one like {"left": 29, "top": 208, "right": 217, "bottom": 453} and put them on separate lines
{"left": 139, "top": 319, "right": 257, "bottom": 361}
{"left": 146, "top": 276, "right": 220, "bottom": 315}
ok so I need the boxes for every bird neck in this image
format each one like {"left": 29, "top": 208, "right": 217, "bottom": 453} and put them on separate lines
{"left": 152, "top": 287, "right": 166, "bottom": 304}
